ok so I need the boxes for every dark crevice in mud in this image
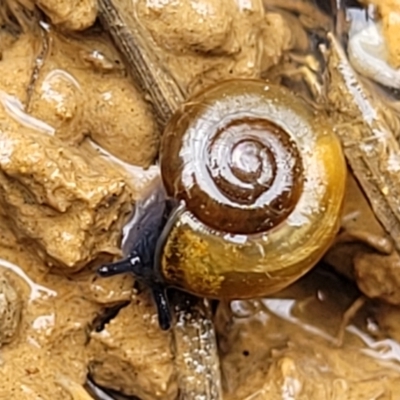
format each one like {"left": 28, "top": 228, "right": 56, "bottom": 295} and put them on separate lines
{"left": 92, "top": 301, "right": 131, "bottom": 333}
{"left": 86, "top": 376, "right": 141, "bottom": 400}
{"left": 1, "top": 0, "right": 41, "bottom": 34}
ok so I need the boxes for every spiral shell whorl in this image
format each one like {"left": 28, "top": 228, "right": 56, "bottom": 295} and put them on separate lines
{"left": 161, "top": 80, "right": 305, "bottom": 234}
{"left": 159, "top": 79, "right": 346, "bottom": 299}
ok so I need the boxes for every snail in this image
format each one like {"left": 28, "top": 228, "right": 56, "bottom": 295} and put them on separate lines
{"left": 98, "top": 79, "right": 346, "bottom": 330}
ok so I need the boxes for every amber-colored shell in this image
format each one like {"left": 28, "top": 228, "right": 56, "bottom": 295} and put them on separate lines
{"left": 159, "top": 79, "right": 346, "bottom": 299}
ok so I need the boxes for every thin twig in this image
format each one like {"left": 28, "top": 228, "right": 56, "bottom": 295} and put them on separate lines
{"left": 335, "top": 296, "right": 366, "bottom": 347}
{"left": 98, "top": 0, "right": 185, "bottom": 127}
{"left": 324, "top": 33, "right": 400, "bottom": 255}
{"left": 173, "top": 296, "right": 223, "bottom": 400}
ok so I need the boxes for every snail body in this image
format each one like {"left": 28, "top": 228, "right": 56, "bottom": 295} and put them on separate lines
{"left": 99, "top": 79, "right": 346, "bottom": 328}
{"left": 158, "top": 79, "right": 346, "bottom": 299}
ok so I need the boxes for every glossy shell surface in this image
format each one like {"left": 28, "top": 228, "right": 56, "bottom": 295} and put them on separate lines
{"left": 159, "top": 79, "right": 346, "bottom": 299}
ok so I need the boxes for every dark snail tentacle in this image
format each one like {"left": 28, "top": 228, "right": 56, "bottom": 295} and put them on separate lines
{"left": 98, "top": 259, "right": 133, "bottom": 277}
{"left": 97, "top": 250, "right": 173, "bottom": 330}
{"left": 152, "top": 285, "right": 172, "bottom": 330}
{"left": 98, "top": 253, "right": 172, "bottom": 330}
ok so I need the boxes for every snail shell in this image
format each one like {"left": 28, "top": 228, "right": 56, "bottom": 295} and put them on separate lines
{"left": 158, "top": 79, "right": 346, "bottom": 299}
